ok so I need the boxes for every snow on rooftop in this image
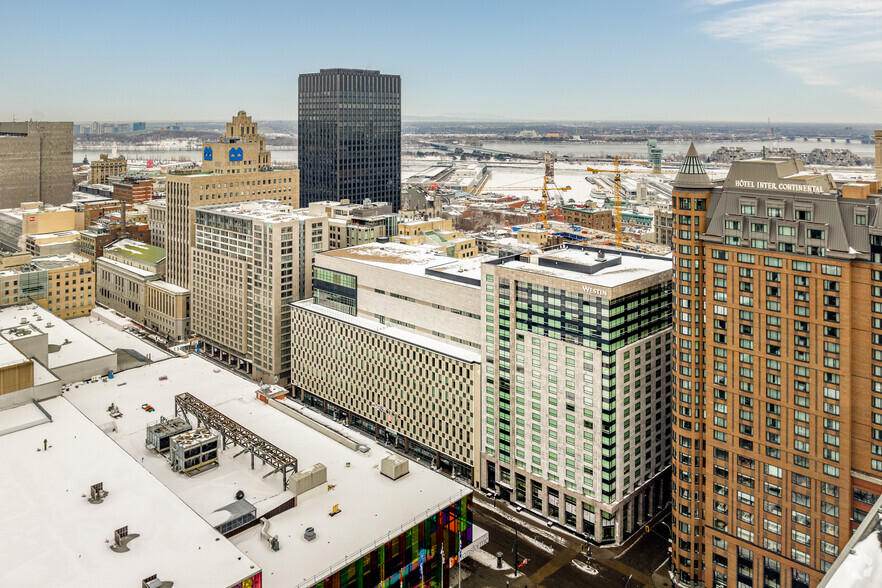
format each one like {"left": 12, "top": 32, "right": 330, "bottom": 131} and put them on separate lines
{"left": 97, "top": 256, "right": 158, "bottom": 278}
{"left": 431, "top": 255, "right": 496, "bottom": 282}
{"left": 209, "top": 200, "right": 323, "bottom": 223}
{"left": 0, "top": 333, "right": 30, "bottom": 369}
{"left": 0, "top": 304, "right": 114, "bottom": 370}
{"left": 0, "top": 397, "right": 260, "bottom": 588}
{"left": 68, "top": 316, "right": 172, "bottom": 361}
{"left": 296, "top": 300, "right": 481, "bottom": 363}
{"left": 322, "top": 242, "right": 453, "bottom": 276}
{"left": 500, "top": 248, "right": 671, "bottom": 290}
{"left": 64, "top": 356, "right": 471, "bottom": 588}
{"left": 148, "top": 280, "right": 189, "bottom": 295}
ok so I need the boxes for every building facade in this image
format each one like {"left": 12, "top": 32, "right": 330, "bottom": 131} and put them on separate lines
{"left": 298, "top": 69, "right": 401, "bottom": 210}
{"left": 0, "top": 203, "right": 77, "bottom": 252}
{"left": 112, "top": 176, "right": 153, "bottom": 204}
{"left": 165, "top": 112, "right": 298, "bottom": 289}
{"left": 560, "top": 207, "right": 615, "bottom": 232}
{"left": 89, "top": 153, "right": 127, "bottom": 185}
{"left": 670, "top": 145, "right": 882, "bottom": 587}
{"left": 654, "top": 207, "right": 673, "bottom": 247}
{"left": 289, "top": 243, "right": 487, "bottom": 482}
{"left": 481, "top": 245, "right": 673, "bottom": 545}
{"left": 96, "top": 240, "right": 165, "bottom": 323}
{"left": 146, "top": 198, "right": 166, "bottom": 250}
{"left": 0, "top": 121, "right": 73, "bottom": 208}
{"left": 0, "top": 253, "right": 94, "bottom": 319}
{"left": 191, "top": 201, "right": 327, "bottom": 384}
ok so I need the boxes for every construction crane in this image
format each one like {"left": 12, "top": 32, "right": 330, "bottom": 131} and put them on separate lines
{"left": 586, "top": 157, "right": 640, "bottom": 247}
{"left": 464, "top": 151, "right": 571, "bottom": 229}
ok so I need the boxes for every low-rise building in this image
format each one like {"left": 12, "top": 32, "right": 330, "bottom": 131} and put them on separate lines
{"left": 653, "top": 207, "right": 672, "bottom": 247}
{"left": 391, "top": 228, "right": 478, "bottom": 258}
{"left": 95, "top": 240, "right": 186, "bottom": 339}
{"left": 111, "top": 175, "right": 153, "bottom": 204}
{"left": 307, "top": 200, "right": 398, "bottom": 249}
{"left": 23, "top": 230, "right": 80, "bottom": 256}
{"left": 560, "top": 206, "right": 614, "bottom": 231}
{"left": 0, "top": 253, "right": 94, "bottom": 319}
{"left": 398, "top": 216, "right": 453, "bottom": 236}
{"left": 144, "top": 280, "right": 189, "bottom": 340}
{"left": 78, "top": 222, "right": 150, "bottom": 263}
{"left": 0, "top": 202, "right": 77, "bottom": 252}
{"left": 89, "top": 153, "right": 127, "bottom": 184}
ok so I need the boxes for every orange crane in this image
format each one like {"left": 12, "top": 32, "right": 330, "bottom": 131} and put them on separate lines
{"left": 464, "top": 151, "right": 571, "bottom": 229}
{"left": 586, "top": 157, "right": 641, "bottom": 247}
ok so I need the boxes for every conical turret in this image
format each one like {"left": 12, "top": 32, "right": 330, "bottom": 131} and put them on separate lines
{"left": 674, "top": 143, "right": 713, "bottom": 189}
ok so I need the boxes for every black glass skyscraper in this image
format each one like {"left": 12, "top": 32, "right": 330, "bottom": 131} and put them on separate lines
{"left": 298, "top": 69, "right": 401, "bottom": 210}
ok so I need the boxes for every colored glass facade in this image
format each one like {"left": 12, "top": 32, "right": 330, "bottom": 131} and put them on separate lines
{"left": 310, "top": 495, "right": 473, "bottom": 588}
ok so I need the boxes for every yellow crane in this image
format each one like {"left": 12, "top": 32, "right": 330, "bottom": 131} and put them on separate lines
{"left": 464, "top": 151, "right": 571, "bottom": 229}
{"left": 586, "top": 157, "right": 641, "bottom": 247}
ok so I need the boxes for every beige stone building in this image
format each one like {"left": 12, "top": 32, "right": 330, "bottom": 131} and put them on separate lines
{"left": 146, "top": 198, "right": 166, "bottom": 249}
{"left": 94, "top": 239, "right": 189, "bottom": 340}
{"left": 391, "top": 229, "right": 478, "bottom": 258}
{"left": 0, "top": 253, "right": 94, "bottom": 319}
{"left": 96, "top": 240, "right": 165, "bottom": 323}
{"left": 398, "top": 217, "right": 453, "bottom": 236}
{"left": 0, "top": 202, "right": 78, "bottom": 252}
{"left": 165, "top": 111, "right": 298, "bottom": 289}
{"left": 144, "top": 280, "right": 189, "bottom": 340}
{"left": 191, "top": 200, "right": 327, "bottom": 384}
{"left": 89, "top": 153, "right": 127, "bottom": 185}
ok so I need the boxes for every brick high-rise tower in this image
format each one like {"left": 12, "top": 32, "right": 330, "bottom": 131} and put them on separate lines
{"left": 671, "top": 145, "right": 882, "bottom": 587}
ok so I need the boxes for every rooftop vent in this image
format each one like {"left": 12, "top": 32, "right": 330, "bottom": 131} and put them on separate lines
{"left": 88, "top": 482, "right": 108, "bottom": 504}
{"left": 110, "top": 525, "right": 139, "bottom": 553}
{"left": 380, "top": 454, "right": 410, "bottom": 481}
{"left": 142, "top": 574, "right": 173, "bottom": 588}
{"left": 304, "top": 527, "right": 316, "bottom": 542}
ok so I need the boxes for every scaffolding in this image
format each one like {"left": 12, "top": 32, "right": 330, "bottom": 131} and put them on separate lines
{"left": 174, "top": 392, "right": 298, "bottom": 490}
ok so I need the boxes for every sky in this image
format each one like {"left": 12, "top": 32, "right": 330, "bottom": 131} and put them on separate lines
{"left": 1, "top": 0, "right": 881, "bottom": 123}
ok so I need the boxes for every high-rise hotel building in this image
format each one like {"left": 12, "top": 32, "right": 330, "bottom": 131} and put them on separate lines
{"left": 191, "top": 200, "right": 327, "bottom": 385}
{"left": 670, "top": 145, "right": 882, "bottom": 587}
{"left": 481, "top": 245, "right": 673, "bottom": 543}
{"left": 166, "top": 111, "right": 298, "bottom": 289}
{"left": 298, "top": 69, "right": 401, "bottom": 210}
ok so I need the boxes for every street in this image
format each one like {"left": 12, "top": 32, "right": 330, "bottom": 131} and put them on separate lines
{"left": 462, "top": 494, "right": 671, "bottom": 588}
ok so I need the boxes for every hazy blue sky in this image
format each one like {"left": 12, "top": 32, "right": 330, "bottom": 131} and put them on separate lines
{"left": 2, "top": 0, "right": 880, "bottom": 123}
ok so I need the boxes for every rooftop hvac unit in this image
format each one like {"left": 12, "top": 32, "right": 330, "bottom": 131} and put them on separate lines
{"left": 380, "top": 454, "right": 409, "bottom": 481}
{"left": 168, "top": 427, "right": 218, "bottom": 475}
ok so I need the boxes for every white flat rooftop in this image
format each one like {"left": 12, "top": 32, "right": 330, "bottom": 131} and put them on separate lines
{"left": 322, "top": 241, "right": 457, "bottom": 277}
{"left": 69, "top": 316, "right": 172, "bottom": 361}
{"left": 97, "top": 256, "right": 158, "bottom": 278}
{"left": 207, "top": 200, "right": 324, "bottom": 223}
{"left": 431, "top": 255, "right": 496, "bottom": 283}
{"left": 0, "top": 397, "right": 260, "bottom": 587}
{"left": 500, "top": 247, "right": 672, "bottom": 290}
{"left": 0, "top": 333, "right": 30, "bottom": 369}
{"left": 64, "top": 356, "right": 471, "bottom": 588}
{"left": 0, "top": 304, "right": 114, "bottom": 370}
{"left": 148, "top": 280, "right": 188, "bottom": 295}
